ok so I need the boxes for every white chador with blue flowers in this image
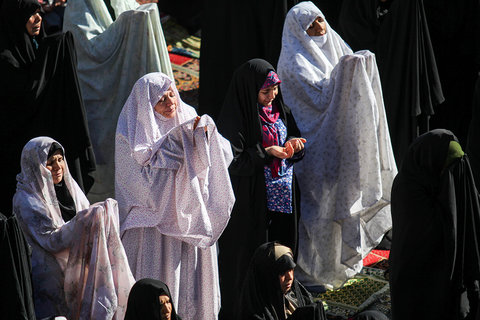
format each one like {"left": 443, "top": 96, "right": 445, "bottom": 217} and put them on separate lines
{"left": 115, "top": 73, "right": 235, "bottom": 320}
{"left": 278, "top": 1, "right": 397, "bottom": 288}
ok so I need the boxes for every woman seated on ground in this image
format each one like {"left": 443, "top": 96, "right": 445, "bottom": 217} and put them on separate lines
{"left": 125, "top": 278, "right": 182, "bottom": 320}
{"left": 237, "top": 242, "right": 326, "bottom": 320}
{"left": 13, "top": 137, "right": 135, "bottom": 320}
{"left": 390, "top": 129, "right": 480, "bottom": 320}
{"left": 277, "top": 1, "right": 396, "bottom": 289}
{"left": 115, "top": 72, "right": 235, "bottom": 320}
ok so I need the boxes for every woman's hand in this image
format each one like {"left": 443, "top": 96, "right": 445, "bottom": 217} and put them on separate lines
{"left": 285, "top": 138, "right": 306, "bottom": 153}
{"left": 193, "top": 116, "right": 208, "bottom": 132}
{"left": 193, "top": 116, "right": 201, "bottom": 129}
{"left": 265, "top": 144, "right": 294, "bottom": 159}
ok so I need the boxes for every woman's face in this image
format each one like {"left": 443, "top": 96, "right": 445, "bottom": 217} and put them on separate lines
{"left": 159, "top": 294, "right": 172, "bottom": 320}
{"left": 306, "top": 17, "right": 327, "bottom": 37}
{"left": 278, "top": 269, "right": 294, "bottom": 294}
{"left": 258, "top": 85, "right": 279, "bottom": 107}
{"left": 46, "top": 150, "right": 65, "bottom": 184}
{"left": 25, "top": 10, "right": 42, "bottom": 36}
{"left": 154, "top": 87, "right": 178, "bottom": 118}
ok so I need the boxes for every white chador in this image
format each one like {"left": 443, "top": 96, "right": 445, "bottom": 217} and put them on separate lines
{"left": 278, "top": 1, "right": 397, "bottom": 288}
{"left": 14, "top": 137, "right": 135, "bottom": 320}
{"left": 63, "top": 0, "right": 174, "bottom": 202}
{"left": 115, "top": 73, "right": 235, "bottom": 320}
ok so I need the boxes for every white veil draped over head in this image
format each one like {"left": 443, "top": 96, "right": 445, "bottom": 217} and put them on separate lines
{"left": 115, "top": 71, "right": 234, "bottom": 247}
{"left": 278, "top": 1, "right": 397, "bottom": 288}
{"left": 279, "top": 1, "right": 352, "bottom": 84}
{"left": 115, "top": 72, "right": 234, "bottom": 319}
{"left": 15, "top": 137, "right": 90, "bottom": 229}
{"left": 13, "top": 136, "right": 135, "bottom": 320}
{"left": 116, "top": 72, "right": 196, "bottom": 166}
{"left": 63, "top": 0, "right": 173, "bottom": 202}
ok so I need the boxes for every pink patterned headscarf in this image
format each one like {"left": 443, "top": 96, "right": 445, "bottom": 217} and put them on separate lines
{"left": 258, "top": 71, "right": 283, "bottom": 177}
{"left": 261, "top": 70, "right": 282, "bottom": 89}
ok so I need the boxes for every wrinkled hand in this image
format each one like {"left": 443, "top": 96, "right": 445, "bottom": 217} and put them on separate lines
{"left": 285, "top": 138, "right": 306, "bottom": 153}
{"left": 265, "top": 144, "right": 294, "bottom": 159}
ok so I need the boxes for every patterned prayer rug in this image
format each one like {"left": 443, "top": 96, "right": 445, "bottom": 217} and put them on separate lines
{"left": 162, "top": 17, "right": 200, "bottom": 59}
{"left": 162, "top": 15, "right": 200, "bottom": 107}
{"left": 169, "top": 53, "right": 199, "bottom": 92}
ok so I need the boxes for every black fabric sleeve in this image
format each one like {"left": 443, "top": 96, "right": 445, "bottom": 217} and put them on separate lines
{"left": 229, "top": 134, "right": 273, "bottom": 176}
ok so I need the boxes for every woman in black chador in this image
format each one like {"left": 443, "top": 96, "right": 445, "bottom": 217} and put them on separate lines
{"left": 0, "top": 0, "right": 95, "bottom": 216}
{"left": 125, "top": 278, "right": 182, "bottom": 320}
{"left": 217, "top": 59, "right": 306, "bottom": 319}
{"left": 390, "top": 129, "right": 480, "bottom": 319}
{"left": 236, "top": 242, "right": 326, "bottom": 320}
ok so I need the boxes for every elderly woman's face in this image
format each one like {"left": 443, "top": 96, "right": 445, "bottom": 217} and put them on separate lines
{"left": 154, "top": 87, "right": 178, "bottom": 118}
{"left": 159, "top": 294, "right": 172, "bottom": 320}
{"left": 278, "top": 269, "right": 294, "bottom": 294}
{"left": 306, "top": 17, "right": 326, "bottom": 37}
{"left": 46, "top": 150, "right": 65, "bottom": 184}
{"left": 25, "top": 10, "right": 42, "bottom": 36}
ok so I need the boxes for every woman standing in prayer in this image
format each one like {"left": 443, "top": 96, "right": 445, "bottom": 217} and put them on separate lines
{"left": 125, "top": 278, "right": 182, "bottom": 320}
{"left": 13, "top": 137, "right": 135, "bottom": 320}
{"left": 277, "top": 1, "right": 397, "bottom": 289}
{"left": 237, "top": 242, "right": 326, "bottom": 320}
{"left": 115, "top": 72, "right": 235, "bottom": 320}
{"left": 217, "top": 58, "right": 306, "bottom": 319}
{"left": 390, "top": 129, "right": 480, "bottom": 319}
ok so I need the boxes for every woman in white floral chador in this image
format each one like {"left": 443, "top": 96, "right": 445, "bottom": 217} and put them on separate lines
{"left": 115, "top": 72, "right": 235, "bottom": 320}
{"left": 277, "top": 1, "right": 397, "bottom": 288}
{"left": 13, "top": 136, "right": 135, "bottom": 320}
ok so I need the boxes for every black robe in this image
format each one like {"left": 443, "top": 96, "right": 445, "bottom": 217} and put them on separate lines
{"left": 423, "top": 0, "right": 480, "bottom": 148}
{"left": 237, "top": 242, "right": 326, "bottom": 320}
{"left": 125, "top": 278, "right": 182, "bottom": 320}
{"left": 467, "top": 75, "right": 480, "bottom": 189}
{"left": 337, "top": 0, "right": 444, "bottom": 166}
{"left": 199, "top": 0, "right": 298, "bottom": 120}
{"left": 0, "top": 0, "right": 95, "bottom": 216}
{"left": 390, "top": 129, "right": 480, "bottom": 320}
{"left": 0, "top": 213, "right": 35, "bottom": 320}
{"left": 216, "top": 59, "right": 304, "bottom": 320}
